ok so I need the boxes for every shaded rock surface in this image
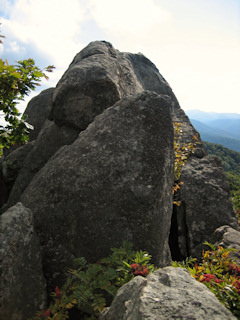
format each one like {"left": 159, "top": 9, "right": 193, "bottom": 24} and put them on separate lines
{"left": 23, "top": 87, "right": 54, "bottom": 141}
{"left": 212, "top": 225, "right": 240, "bottom": 264}
{"left": 100, "top": 266, "right": 236, "bottom": 320}
{"left": 0, "top": 141, "right": 35, "bottom": 208}
{"left": 176, "top": 156, "right": 239, "bottom": 259}
{"left": 0, "top": 203, "right": 46, "bottom": 320}
{"left": 21, "top": 91, "right": 174, "bottom": 291}
{"left": 5, "top": 120, "right": 79, "bottom": 208}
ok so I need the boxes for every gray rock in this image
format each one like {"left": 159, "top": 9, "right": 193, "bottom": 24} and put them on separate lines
{"left": 21, "top": 91, "right": 174, "bottom": 291}
{"left": 100, "top": 267, "right": 236, "bottom": 320}
{"left": 0, "top": 168, "right": 8, "bottom": 209}
{"left": 175, "top": 156, "right": 239, "bottom": 259}
{"left": 0, "top": 88, "right": 54, "bottom": 209}
{"left": 2, "top": 41, "right": 178, "bottom": 212}
{"left": 211, "top": 225, "right": 240, "bottom": 264}
{"left": 0, "top": 142, "right": 35, "bottom": 208}
{"left": 5, "top": 120, "right": 79, "bottom": 208}
{"left": 0, "top": 203, "right": 46, "bottom": 320}
{"left": 50, "top": 41, "right": 177, "bottom": 130}
{"left": 23, "top": 87, "right": 54, "bottom": 141}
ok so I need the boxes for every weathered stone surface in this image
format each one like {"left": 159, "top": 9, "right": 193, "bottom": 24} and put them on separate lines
{"left": 50, "top": 41, "right": 177, "bottom": 130}
{"left": 21, "top": 91, "right": 174, "bottom": 291}
{"left": 0, "top": 142, "right": 35, "bottom": 208}
{"left": 211, "top": 225, "right": 240, "bottom": 264}
{"left": 0, "top": 203, "right": 46, "bottom": 320}
{"left": 100, "top": 266, "right": 235, "bottom": 320}
{"left": 24, "top": 87, "right": 54, "bottom": 141}
{"left": 1, "top": 141, "right": 35, "bottom": 184}
{"left": 5, "top": 120, "right": 79, "bottom": 208}
{"left": 0, "top": 169, "right": 8, "bottom": 209}
{"left": 174, "top": 156, "right": 239, "bottom": 259}
{"left": 0, "top": 88, "right": 53, "bottom": 209}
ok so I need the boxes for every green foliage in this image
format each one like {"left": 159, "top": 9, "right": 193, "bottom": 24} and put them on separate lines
{"left": 173, "top": 242, "right": 240, "bottom": 318}
{"left": 226, "top": 171, "right": 240, "bottom": 224}
{"left": 0, "top": 26, "right": 54, "bottom": 149}
{"left": 31, "top": 241, "right": 157, "bottom": 320}
{"left": 204, "top": 141, "right": 240, "bottom": 175}
{"left": 173, "top": 122, "right": 199, "bottom": 205}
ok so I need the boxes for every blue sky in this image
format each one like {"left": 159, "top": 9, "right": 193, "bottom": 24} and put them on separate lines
{"left": 0, "top": 0, "right": 240, "bottom": 115}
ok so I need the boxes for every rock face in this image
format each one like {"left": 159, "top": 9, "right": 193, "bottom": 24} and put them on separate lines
{"left": 21, "top": 91, "right": 174, "bottom": 291}
{"left": 0, "top": 203, "right": 46, "bottom": 320}
{"left": 100, "top": 267, "right": 236, "bottom": 320}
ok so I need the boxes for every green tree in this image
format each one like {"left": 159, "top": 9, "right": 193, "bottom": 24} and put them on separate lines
{"left": 0, "top": 25, "right": 54, "bottom": 149}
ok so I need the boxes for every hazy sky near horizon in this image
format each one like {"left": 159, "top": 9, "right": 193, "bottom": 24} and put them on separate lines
{"left": 1, "top": 0, "right": 240, "bottom": 115}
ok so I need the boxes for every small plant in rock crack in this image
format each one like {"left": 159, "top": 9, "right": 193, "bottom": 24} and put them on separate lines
{"left": 30, "top": 241, "right": 157, "bottom": 320}
{"left": 172, "top": 241, "right": 240, "bottom": 318}
{"left": 173, "top": 122, "right": 199, "bottom": 206}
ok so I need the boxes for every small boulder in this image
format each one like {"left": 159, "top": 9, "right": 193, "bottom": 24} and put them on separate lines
{"left": 211, "top": 225, "right": 240, "bottom": 264}
{"left": 100, "top": 267, "right": 236, "bottom": 320}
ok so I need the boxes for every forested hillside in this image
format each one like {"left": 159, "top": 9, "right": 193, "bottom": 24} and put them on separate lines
{"left": 191, "top": 120, "right": 240, "bottom": 152}
{"left": 204, "top": 141, "right": 240, "bottom": 215}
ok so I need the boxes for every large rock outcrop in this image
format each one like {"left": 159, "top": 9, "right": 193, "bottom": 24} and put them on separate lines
{"left": 1, "top": 41, "right": 177, "bottom": 211}
{"left": 100, "top": 267, "right": 236, "bottom": 320}
{"left": 21, "top": 91, "right": 174, "bottom": 291}
{"left": 0, "top": 203, "right": 46, "bottom": 319}
{"left": 0, "top": 41, "right": 239, "bottom": 318}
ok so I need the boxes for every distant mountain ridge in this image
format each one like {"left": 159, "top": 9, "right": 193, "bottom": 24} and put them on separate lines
{"left": 186, "top": 109, "right": 240, "bottom": 122}
{"left": 185, "top": 110, "right": 240, "bottom": 152}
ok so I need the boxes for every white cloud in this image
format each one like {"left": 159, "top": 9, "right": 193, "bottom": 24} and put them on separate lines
{"left": 1, "top": 0, "right": 86, "bottom": 67}
{"left": 167, "top": 67, "right": 240, "bottom": 113}
{"left": 84, "top": 0, "right": 240, "bottom": 113}
{"left": 88, "top": 0, "right": 171, "bottom": 33}
{"left": 0, "top": 0, "right": 239, "bottom": 115}
{"left": 1, "top": 0, "right": 12, "bottom": 16}
{"left": 87, "top": 0, "right": 172, "bottom": 52}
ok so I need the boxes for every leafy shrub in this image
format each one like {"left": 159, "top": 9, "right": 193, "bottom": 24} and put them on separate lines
{"left": 31, "top": 241, "right": 156, "bottom": 320}
{"left": 0, "top": 25, "right": 54, "bottom": 149}
{"left": 172, "top": 242, "right": 240, "bottom": 318}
